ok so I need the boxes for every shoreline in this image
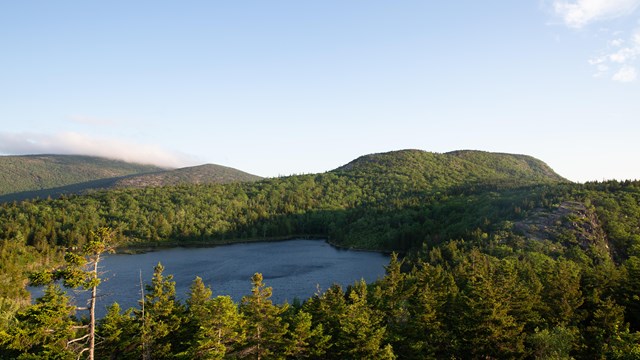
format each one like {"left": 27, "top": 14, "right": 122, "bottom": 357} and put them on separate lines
{"left": 115, "top": 235, "right": 393, "bottom": 255}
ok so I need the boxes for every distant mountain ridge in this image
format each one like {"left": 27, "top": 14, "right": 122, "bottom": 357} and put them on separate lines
{"left": 0, "top": 155, "right": 163, "bottom": 196}
{"left": 112, "top": 164, "right": 262, "bottom": 188}
{"left": 333, "top": 149, "right": 567, "bottom": 190}
{"left": 0, "top": 150, "right": 566, "bottom": 203}
{"left": 0, "top": 155, "right": 262, "bottom": 202}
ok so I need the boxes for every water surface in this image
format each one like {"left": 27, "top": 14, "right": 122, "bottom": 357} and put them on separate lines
{"left": 57, "top": 239, "right": 389, "bottom": 316}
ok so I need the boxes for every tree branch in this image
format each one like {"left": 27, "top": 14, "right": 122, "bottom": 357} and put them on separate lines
{"left": 67, "top": 333, "right": 90, "bottom": 345}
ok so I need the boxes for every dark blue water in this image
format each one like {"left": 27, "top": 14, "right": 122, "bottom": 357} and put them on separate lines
{"left": 34, "top": 239, "right": 390, "bottom": 317}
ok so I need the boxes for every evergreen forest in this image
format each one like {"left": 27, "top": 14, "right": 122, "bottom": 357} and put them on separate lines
{"left": 2, "top": 149, "right": 640, "bottom": 359}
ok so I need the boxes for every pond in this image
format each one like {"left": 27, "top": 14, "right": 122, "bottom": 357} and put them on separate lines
{"left": 35, "top": 239, "right": 390, "bottom": 317}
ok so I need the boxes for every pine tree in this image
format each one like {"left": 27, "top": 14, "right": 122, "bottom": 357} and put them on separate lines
{"left": 283, "top": 310, "right": 330, "bottom": 359}
{"left": 339, "top": 280, "right": 395, "bottom": 360}
{"left": 303, "top": 284, "right": 347, "bottom": 347}
{"left": 181, "top": 277, "right": 246, "bottom": 359}
{"left": 451, "top": 250, "right": 525, "bottom": 358}
{"left": 4, "top": 284, "right": 77, "bottom": 359}
{"left": 371, "top": 253, "right": 416, "bottom": 356}
{"left": 24, "top": 227, "right": 115, "bottom": 360}
{"left": 540, "top": 258, "right": 584, "bottom": 326}
{"left": 239, "top": 273, "right": 288, "bottom": 359}
{"left": 405, "top": 261, "right": 456, "bottom": 358}
{"left": 95, "top": 303, "right": 139, "bottom": 360}
{"left": 139, "top": 262, "right": 184, "bottom": 360}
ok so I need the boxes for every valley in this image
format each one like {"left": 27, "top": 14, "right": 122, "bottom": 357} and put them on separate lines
{"left": 1, "top": 149, "right": 640, "bottom": 358}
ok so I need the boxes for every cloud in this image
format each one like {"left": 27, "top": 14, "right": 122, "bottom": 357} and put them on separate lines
{"left": 612, "top": 64, "right": 638, "bottom": 81}
{"left": 553, "top": 0, "right": 640, "bottom": 28}
{"left": 610, "top": 38, "right": 625, "bottom": 47}
{"left": 589, "top": 28, "right": 640, "bottom": 81}
{"left": 0, "top": 131, "right": 196, "bottom": 168}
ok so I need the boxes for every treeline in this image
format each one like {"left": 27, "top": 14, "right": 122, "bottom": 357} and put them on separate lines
{"left": 0, "top": 172, "right": 566, "bottom": 254}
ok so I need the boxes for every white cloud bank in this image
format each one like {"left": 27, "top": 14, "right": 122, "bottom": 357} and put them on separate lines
{"left": 612, "top": 64, "right": 638, "bottom": 81}
{"left": 0, "top": 131, "right": 196, "bottom": 168}
{"left": 552, "top": 0, "right": 640, "bottom": 82}
{"left": 553, "top": 0, "right": 640, "bottom": 28}
{"left": 590, "top": 28, "right": 640, "bottom": 82}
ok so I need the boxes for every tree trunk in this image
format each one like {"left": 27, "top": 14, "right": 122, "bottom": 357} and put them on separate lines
{"left": 89, "top": 254, "right": 100, "bottom": 360}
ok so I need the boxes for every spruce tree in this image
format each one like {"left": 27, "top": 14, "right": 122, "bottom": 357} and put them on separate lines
{"left": 283, "top": 310, "right": 330, "bottom": 359}
{"left": 139, "top": 262, "right": 184, "bottom": 360}
{"left": 239, "top": 273, "right": 288, "bottom": 359}
{"left": 4, "top": 284, "right": 76, "bottom": 359}
{"left": 20, "top": 227, "right": 114, "bottom": 360}
{"left": 182, "top": 277, "right": 246, "bottom": 359}
{"left": 96, "top": 303, "right": 139, "bottom": 360}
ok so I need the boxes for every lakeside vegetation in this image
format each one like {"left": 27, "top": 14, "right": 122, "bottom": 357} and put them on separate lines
{"left": 2, "top": 149, "right": 640, "bottom": 358}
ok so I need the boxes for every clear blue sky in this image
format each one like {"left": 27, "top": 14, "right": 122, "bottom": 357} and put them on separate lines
{"left": 1, "top": 1, "right": 639, "bottom": 182}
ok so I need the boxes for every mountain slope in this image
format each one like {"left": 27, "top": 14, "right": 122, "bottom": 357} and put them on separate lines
{"left": 0, "top": 155, "right": 262, "bottom": 202}
{"left": 0, "top": 155, "right": 163, "bottom": 196}
{"left": 112, "top": 164, "right": 262, "bottom": 188}
{"left": 0, "top": 148, "right": 573, "bottom": 250}
{"left": 333, "top": 149, "right": 567, "bottom": 190}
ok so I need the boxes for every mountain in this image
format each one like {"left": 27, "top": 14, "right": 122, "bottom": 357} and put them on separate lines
{"left": 333, "top": 149, "right": 567, "bottom": 190}
{"left": 0, "top": 155, "right": 262, "bottom": 202}
{"left": 0, "top": 148, "right": 573, "bottom": 250}
{"left": 111, "top": 164, "right": 262, "bottom": 188}
{"left": 0, "top": 155, "right": 163, "bottom": 196}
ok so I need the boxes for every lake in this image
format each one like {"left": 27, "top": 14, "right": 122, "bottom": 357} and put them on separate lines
{"left": 36, "top": 239, "right": 390, "bottom": 317}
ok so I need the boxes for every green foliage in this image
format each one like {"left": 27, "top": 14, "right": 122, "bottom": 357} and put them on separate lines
{"left": 0, "top": 150, "right": 569, "bottom": 256}
{"left": 283, "top": 310, "right": 330, "bottom": 359}
{"left": 140, "top": 262, "right": 184, "bottom": 359}
{"left": 0, "top": 155, "right": 162, "bottom": 197}
{"left": 180, "top": 277, "right": 245, "bottom": 359}
{"left": 239, "top": 273, "right": 289, "bottom": 359}
{"left": 113, "top": 163, "right": 262, "bottom": 189}
{"left": 528, "top": 326, "right": 576, "bottom": 359}
{"left": 4, "top": 151, "right": 640, "bottom": 358}
{"left": 95, "top": 303, "right": 138, "bottom": 359}
{"left": 3, "top": 284, "right": 76, "bottom": 359}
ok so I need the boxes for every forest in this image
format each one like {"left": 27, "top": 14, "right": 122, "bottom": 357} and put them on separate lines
{"left": 1, "top": 150, "right": 640, "bottom": 359}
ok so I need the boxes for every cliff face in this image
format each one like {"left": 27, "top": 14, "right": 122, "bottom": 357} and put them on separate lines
{"left": 514, "top": 201, "right": 611, "bottom": 258}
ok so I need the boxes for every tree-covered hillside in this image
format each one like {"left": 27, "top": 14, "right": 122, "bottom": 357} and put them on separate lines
{"left": 112, "top": 164, "right": 262, "bottom": 188}
{"left": 0, "top": 155, "right": 163, "bottom": 196}
{"left": 2, "top": 149, "right": 640, "bottom": 358}
{"left": 0, "top": 155, "right": 262, "bottom": 203}
{"left": 0, "top": 150, "right": 568, "bottom": 251}
{"left": 335, "top": 150, "right": 566, "bottom": 189}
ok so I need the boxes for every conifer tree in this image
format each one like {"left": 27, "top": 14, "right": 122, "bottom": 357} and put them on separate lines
{"left": 303, "top": 284, "right": 347, "bottom": 345}
{"left": 4, "top": 284, "right": 76, "bottom": 359}
{"left": 371, "top": 253, "right": 416, "bottom": 356}
{"left": 23, "top": 227, "right": 114, "bottom": 360}
{"left": 540, "top": 258, "right": 583, "bottom": 326}
{"left": 451, "top": 250, "right": 525, "bottom": 358}
{"left": 283, "top": 310, "right": 330, "bottom": 359}
{"left": 96, "top": 303, "right": 138, "bottom": 360}
{"left": 139, "top": 262, "right": 184, "bottom": 360}
{"left": 182, "top": 277, "right": 246, "bottom": 359}
{"left": 339, "top": 280, "right": 395, "bottom": 359}
{"left": 405, "top": 261, "right": 456, "bottom": 358}
{"left": 239, "top": 273, "right": 288, "bottom": 359}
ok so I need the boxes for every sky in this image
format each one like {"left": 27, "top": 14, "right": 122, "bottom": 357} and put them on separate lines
{"left": 0, "top": 1, "right": 639, "bottom": 182}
